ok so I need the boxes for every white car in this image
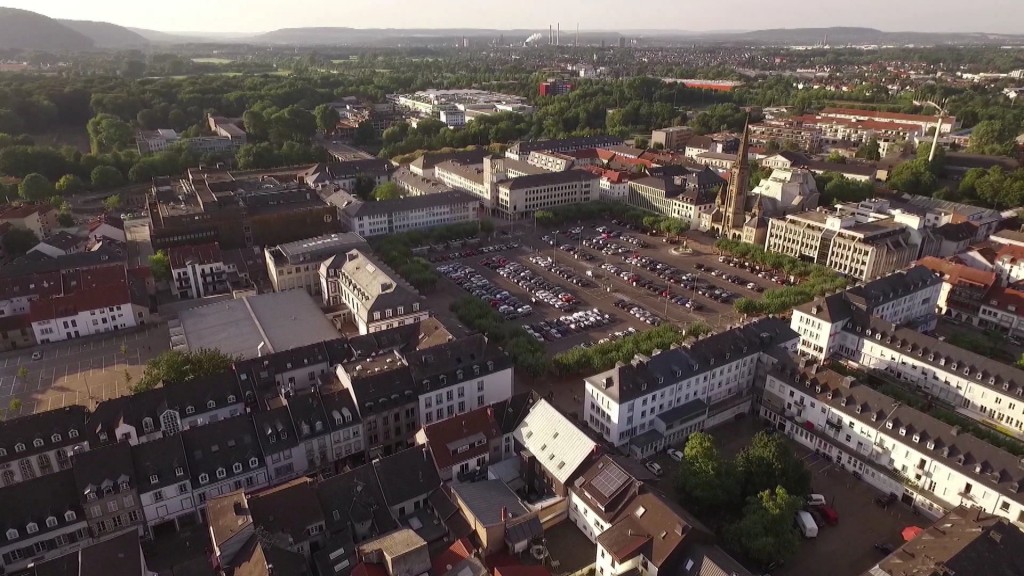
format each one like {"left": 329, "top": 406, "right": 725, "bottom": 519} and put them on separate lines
{"left": 806, "top": 493, "right": 826, "bottom": 506}
{"left": 31, "top": 351, "right": 43, "bottom": 361}
{"left": 666, "top": 448, "right": 684, "bottom": 462}
{"left": 645, "top": 461, "right": 664, "bottom": 476}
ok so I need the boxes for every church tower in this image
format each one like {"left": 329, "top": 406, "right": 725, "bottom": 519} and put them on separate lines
{"left": 724, "top": 117, "right": 752, "bottom": 232}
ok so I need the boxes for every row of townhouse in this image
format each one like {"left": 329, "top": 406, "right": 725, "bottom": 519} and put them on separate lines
{"left": 758, "top": 354, "right": 1024, "bottom": 528}
{"left": 582, "top": 317, "right": 798, "bottom": 459}
{"left": 0, "top": 322, "right": 513, "bottom": 572}
{"left": 793, "top": 267, "right": 1024, "bottom": 438}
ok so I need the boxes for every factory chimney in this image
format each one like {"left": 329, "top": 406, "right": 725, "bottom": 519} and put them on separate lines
{"left": 556, "top": 23, "right": 560, "bottom": 46}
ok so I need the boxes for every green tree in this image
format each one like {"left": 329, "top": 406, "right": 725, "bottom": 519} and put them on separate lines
{"left": 149, "top": 250, "right": 171, "bottom": 283}
{"left": 7, "top": 398, "right": 21, "bottom": 416}
{"left": 136, "top": 109, "right": 163, "bottom": 131}
{"left": 55, "top": 174, "right": 85, "bottom": 194}
{"left": 2, "top": 228, "right": 39, "bottom": 256}
{"left": 17, "top": 366, "right": 28, "bottom": 381}
{"left": 18, "top": 173, "right": 53, "bottom": 201}
{"left": 132, "top": 348, "right": 236, "bottom": 393}
{"left": 354, "top": 174, "right": 377, "bottom": 199}
{"left": 372, "top": 182, "right": 405, "bottom": 201}
{"left": 90, "top": 165, "right": 125, "bottom": 189}
{"left": 968, "top": 119, "right": 1016, "bottom": 156}
{"left": 856, "top": 138, "right": 881, "bottom": 161}
{"left": 86, "top": 113, "right": 133, "bottom": 153}
{"left": 735, "top": 431, "right": 812, "bottom": 499}
{"left": 314, "top": 104, "right": 341, "bottom": 134}
{"left": 103, "top": 195, "right": 122, "bottom": 213}
{"left": 675, "top": 433, "right": 738, "bottom": 518}
{"left": 242, "top": 109, "right": 268, "bottom": 141}
{"left": 826, "top": 150, "right": 847, "bottom": 164}
{"left": 887, "top": 158, "right": 939, "bottom": 195}
{"left": 0, "top": 109, "right": 24, "bottom": 135}
{"left": 724, "top": 487, "right": 803, "bottom": 569}
{"left": 268, "top": 106, "right": 317, "bottom": 144}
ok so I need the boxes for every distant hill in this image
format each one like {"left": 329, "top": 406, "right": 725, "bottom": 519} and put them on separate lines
{"left": 0, "top": 7, "right": 94, "bottom": 51}
{"left": 722, "top": 26, "right": 1024, "bottom": 46}
{"left": 251, "top": 27, "right": 538, "bottom": 45}
{"left": 127, "top": 27, "right": 217, "bottom": 44}
{"left": 60, "top": 19, "right": 149, "bottom": 49}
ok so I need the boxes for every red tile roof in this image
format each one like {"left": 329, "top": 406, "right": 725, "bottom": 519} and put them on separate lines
{"left": 351, "top": 562, "right": 388, "bottom": 576}
{"left": 493, "top": 566, "right": 552, "bottom": 576}
{"left": 169, "top": 242, "right": 223, "bottom": 268}
{"left": 820, "top": 107, "right": 950, "bottom": 124}
{"left": 916, "top": 257, "right": 997, "bottom": 289}
{"left": 984, "top": 286, "right": 1024, "bottom": 316}
{"left": 421, "top": 405, "right": 501, "bottom": 471}
{"left": 431, "top": 537, "right": 474, "bottom": 576}
{"left": 996, "top": 244, "right": 1024, "bottom": 266}
{"left": 0, "top": 203, "right": 53, "bottom": 220}
{"left": 29, "top": 274, "right": 133, "bottom": 323}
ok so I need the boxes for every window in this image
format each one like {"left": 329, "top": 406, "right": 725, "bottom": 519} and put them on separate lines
{"left": 32, "top": 438, "right": 43, "bottom": 448}
{"left": 45, "top": 516, "right": 57, "bottom": 528}
{"left": 199, "top": 473, "right": 209, "bottom": 484}
{"left": 216, "top": 468, "right": 226, "bottom": 479}
{"left": 249, "top": 457, "right": 259, "bottom": 468}
{"left": 233, "top": 463, "right": 243, "bottom": 474}
{"left": 185, "top": 405, "right": 195, "bottom": 415}
{"left": 5, "top": 528, "right": 18, "bottom": 541}
{"left": 64, "top": 511, "right": 76, "bottom": 522}
{"left": 107, "top": 501, "right": 118, "bottom": 513}
{"left": 51, "top": 433, "right": 61, "bottom": 443}
{"left": 207, "top": 400, "right": 216, "bottom": 409}
{"left": 175, "top": 466, "right": 184, "bottom": 477}
{"left": 142, "top": 417, "right": 154, "bottom": 433}
{"left": 25, "top": 523, "right": 38, "bottom": 534}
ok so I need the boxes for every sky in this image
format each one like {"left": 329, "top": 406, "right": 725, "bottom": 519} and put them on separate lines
{"left": 6, "top": 0, "right": 1024, "bottom": 35}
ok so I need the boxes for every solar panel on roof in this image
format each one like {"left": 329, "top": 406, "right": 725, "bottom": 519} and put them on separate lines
{"left": 591, "top": 463, "right": 628, "bottom": 499}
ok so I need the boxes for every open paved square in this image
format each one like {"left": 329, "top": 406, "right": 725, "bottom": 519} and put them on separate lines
{"left": 0, "top": 323, "right": 171, "bottom": 418}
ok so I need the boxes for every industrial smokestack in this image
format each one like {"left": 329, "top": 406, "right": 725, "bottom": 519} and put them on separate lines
{"left": 576, "top": 23, "right": 579, "bottom": 47}
{"left": 549, "top": 25, "right": 552, "bottom": 45}
{"left": 557, "top": 23, "right": 560, "bottom": 46}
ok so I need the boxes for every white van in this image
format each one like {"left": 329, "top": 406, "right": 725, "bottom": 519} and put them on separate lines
{"left": 796, "top": 510, "right": 819, "bottom": 538}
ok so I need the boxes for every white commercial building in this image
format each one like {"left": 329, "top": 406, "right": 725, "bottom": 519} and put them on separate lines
{"left": 319, "top": 249, "right": 428, "bottom": 335}
{"left": 583, "top": 318, "right": 797, "bottom": 458}
{"left": 169, "top": 242, "right": 227, "bottom": 299}
{"left": 341, "top": 191, "right": 480, "bottom": 238}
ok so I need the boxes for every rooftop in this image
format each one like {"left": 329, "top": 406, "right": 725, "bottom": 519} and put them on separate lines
{"left": 513, "top": 399, "right": 596, "bottom": 485}
{"left": 169, "top": 241, "right": 223, "bottom": 268}
{"left": 499, "top": 169, "right": 598, "bottom": 191}
{"left": 344, "top": 190, "right": 479, "bottom": 219}
{"left": 177, "top": 290, "right": 341, "bottom": 360}
{"left": 451, "top": 479, "right": 528, "bottom": 526}
{"left": 271, "top": 233, "right": 368, "bottom": 266}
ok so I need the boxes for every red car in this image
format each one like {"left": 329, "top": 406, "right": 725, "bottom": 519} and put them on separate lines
{"left": 815, "top": 504, "right": 839, "bottom": 525}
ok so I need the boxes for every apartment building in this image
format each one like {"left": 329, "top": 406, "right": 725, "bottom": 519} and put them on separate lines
{"left": 341, "top": 191, "right": 479, "bottom": 238}
{"left": 513, "top": 399, "right": 597, "bottom": 497}
{"left": 434, "top": 161, "right": 491, "bottom": 206}
{"left": 414, "top": 404, "right": 504, "bottom": 482}
{"left": 409, "top": 150, "right": 488, "bottom": 180}
{"left": 583, "top": 318, "right": 797, "bottom": 457}
{"left": 568, "top": 454, "right": 654, "bottom": 542}
{"left": 130, "top": 434, "right": 195, "bottom": 534}
{"left": 749, "top": 120, "right": 822, "bottom": 152}
{"left": 71, "top": 442, "right": 145, "bottom": 539}
{"left": 916, "top": 256, "right": 997, "bottom": 323}
{"left": 627, "top": 168, "right": 723, "bottom": 230}
{"left": 264, "top": 232, "right": 368, "bottom": 296}
{"left": 760, "top": 357, "right": 1024, "bottom": 524}
{"left": 495, "top": 169, "right": 598, "bottom": 220}
{"left": 0, "top": 406, "right": 88, "bottom": 487}
{"left": 0, "top": 203, "right": 59, "bottom": 240}
{"left": 765, "top": 211, "right": 918, "bottom": 281}
{"left": 320, "top": 249, "right": 427, "bottom": 334}
{"left": 790, "top": 265, "right": 942, "bottom": 358}
{"left": 818, "top": 107, "right": 957, "bottom": 134}
{"left": 650, "top": 126, "right": 693, "bottom": 151}
{"left": 169, "top": 242, "right": 227, "bottom": 299}
{"left": 182, "top": 416, "right": 269, "bottom": 517}
{"left": 0, "top": 470, "right": 89, "bottom": 572}
{"left": 993, "top": 244, "right": 1024, "bottom": 285}
{"left": 393, "top": 169, "right": 454, "bottom": 196}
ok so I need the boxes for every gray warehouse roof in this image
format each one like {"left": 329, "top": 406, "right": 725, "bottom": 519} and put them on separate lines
{"left": 178, "top": 290, "right": 341, "bottom": 360}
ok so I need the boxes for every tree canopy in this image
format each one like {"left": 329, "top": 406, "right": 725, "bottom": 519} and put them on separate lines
{"left": 18, "top": 173, "right": 53, "bottom": 201}
{"left": 132, "top": 348, "right": 236, "bottom": 394}
{"left": 372, "top": 181, "right": 405, "bottom": 201}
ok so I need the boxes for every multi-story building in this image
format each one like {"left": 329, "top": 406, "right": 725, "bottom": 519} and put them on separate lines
{"left": 790, "top": 265, "right": 942, "bottom": 358}
{"left": 749, "top": 119, "right": 823, "bottom": 152}
{"left": 130, "top": 434, "right": 195, "bottom": 534}
{"left": 0, "top": 470, "right": 88, "bottom": 572}
{"left": 370, "top": 445, "right": 441, "bottom": 519}
{"left": 0, "top": 203, "right": 59, "bottom": 240}
{"left": 916, "top": 256, "right": 997, "bottom": 323}
{"left": 765, "top": 211, "right": 919, "bottom": 281}
{"left": 30, "top": 232, "right": 85, "bottom": 259}
{"left": 169, "top": 242, "right": 227, "bottom": 299}
{"left": 568, "top": 454, "right": 653, "bottom": 543}
{"left": 977, "top": 286, "right": 1024, "bottom": 341}
{"left": 505, "top": 136, "right": 623, "bottom": 162}
{"left": 414, "top": 404, "right": 504, "bottom": 482}
{"left": 0, "top": 315, "right": 35, "bottom": 352}
{"left": 434, "top": 160, "right": 491, "bottom": 207}
{"left": 439, "top": 109, "right": 466, "bottom": 128}
{"left": 409, "top": 150, "right": 488, "bottom": 180}
{"left": 495, "top": 169, "right": 598, "bottom": 220}
{"left": 317, "top": 381, "right": 365, "bottom": 469}
{"left": 319, "top": 249, "right": 427, "bottom": 334}
{"left": 246, "top": 478, "right": 327, "bottom": 560}
{"left": 135, "top": 129, "right": 244, "bottom": 155}
{"left": 71, "top": 442, "right": 144, "bottom": 539}
{"left": 392, "top": 169, "right": 454, "bottom": 196}
{"left": 818, "top": 107, "right": 957, "bottom": 134}
{"left": 0, "top": 405, "right": 88, "bottom": 487}
{"left": 181, "top": 416, "right": 269, "bottom": 518}
{"left": 993, "top": 243, "right": 1024, "bottom": 285}
{"left": 627, "top": 168, "right": 724, "bottom": 229}
{"left": 760, "top": 356, "right": 1024, "bottom": 523}
{"left": 264, "top": 232, "right": 368, "bottom": 297}
{"left": 513, "top": 399, "right": 597, "bottom": 497}
{"left": 29, "top": 268, "right": 151, "bottom": 344}
{"left": 539, "top": 79, "right": 573, "bottom": 97}
{"left": 650, "top": 126, "right": 693, "bottom": 151}
{"left": 341, "top": 191, "right": 480, "bottom": 238}
{"left": 148, "top": 168, "right": 340, "bottom": 250}
{"left": 315, "top": 459, "right": 398, "bottom": 542}
{"left": 583, "top": 318, "right": 798, "bottom": 457}
{"left": 300, "top": 160, "right": 394, "bottom": 192}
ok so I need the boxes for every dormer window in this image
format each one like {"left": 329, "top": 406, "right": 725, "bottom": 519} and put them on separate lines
{"left": 456, "top": 370, "right": 463, "bottom": 380}
{"left": 473, "top": 365, "right": 480, "bottom": 376}
{"left": 185, "top": 406, "right": 195, "bottom": 415}
{"left": 950, "top": 362, "right": 957, "bottom": 370}
{"left": 227, "top": 394, "right": 237, "bottom": 404}
{"left": 927, "top": 440, "right": 936, "bottom": 450}
{"left": 14, "top": 443, "right": 25, "bottom": 452}
{"left": 33, "top": 439, "right": 44, "bottom": 448}
{"left": 0, "top": 448, "right": 5, "bottom": 457}
{"left": 6, "top": 529, "right": 18, "bottom": 541}
{"left": 990, "top": 377, "right": 996, "bottom": 385}
{"left": 899, "top": 427, "right": 907, "bottom": 436}
{"left": 912, "top": 434, "right": 920, "bottom": 443}
{"left": 199, "top": 473, "right": 209, "bottom": 484}
{"left": 487, "top": 361, "right": 494, "bottom": 371}
{"left": 25, "top": 523, "right": 38, "bottom": 534}
{"left": 885, "top": 421, "right": 894, "bottom": 429}
{"left": 64, "top": 511, "right": 76, "bottom": 522}
{"left": 51, "top": 433, "right": 61, "bottom": 443}
{"left": 280, "top": 429, "right": 287, "bottom": 439}
{"left": 206, "top": 400, "right": 215, "bottom": 409}
{"left": 175, "top": 467, "right": 184, "bottom": 477}
{"left": 314, "top": 421, "right": 323, "bottom": 432}
{"left": 150, "top": 474, "right": 159, "bottom": 484}
{"left": 232, "top": 463, "right": 243, "bottom": 474}
{"left": 143, "top": 418, "right": 154, "bottom": 433}
{"left": 98, "top": 432, "right": 107, "bottom": 442}
{"left": 248, "top": 457, "right": 259, "bottom": 468}
{"left": 69, "top": 429, "right": 79, "bottom": 439}
{"left": 45, "top": 517, "right": 57, "bottom": 528}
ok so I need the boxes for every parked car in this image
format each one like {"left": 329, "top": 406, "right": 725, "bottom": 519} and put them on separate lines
{"left": 645, "top": 461, "right": 664, "bottom": 476}
{"left": 666, "top": 448, "right": 684, "bottom": 462}
{"left": 795, "top": 510, "right": 818, "bottom": 538}
{"left": 816, "top": 503, "right": 839, "bottom": 525}
{"left": 31, "top": 351, "right": 43, "bottom": 361}
{"left": 806, "top": 494, "right": 826, "bottom": 507}
{"left": 875, "top": 493, "right": 898, "bottom": 508}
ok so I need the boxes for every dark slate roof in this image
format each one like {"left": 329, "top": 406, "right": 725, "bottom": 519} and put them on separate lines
{"left": 586, "top": 317, "right": 797, "bottom": 403}
{"left": 935, "top": 221, "right": 977, "bottom": 242}
{"left": 410, "top": 150, "right": 488, "bottom": 171}
{"left": 508, "top": 136, "right": 623, "bottom": 156}
{"left": 490, "top": 392, "right": 535, "bottom": 435}
{"left": 372, "top": 445, "right": 441, "bottom": 509}
{"left": 405, "top": 334, "right": 511, "bottom": 386}
{"left": 343, "top": 190, "right": 479, "bottom": 219}
{"left": 316, "top": 463, "right": 398, "bottom": 535}
{"left": 70, "top": 441, "right": 136, "bottom": 497}
{"left": 249, "top": 478, "right": 325, "bottom": 544}
{"left": 796, "top": 265, "right": 940, "bottom": 323}
{"left": 571, "top": 455, "right": 649, "bottom": 524}
{"left": 34, "top": 530, "right": 145, "bottom": 576}
{"left": 0, "top": 469, "right": 82, "bottom": 545}
{"left": 313, "top": 530, "right": 357, "bottom": 576}
{"left": 0, "top": 405, "right": 88, "bottom": 467}
{"left": 253, "top": 405, "right": 300, "bottom": 455}
{"left": 181, "top": 415, "right": 263, "bottom": 485}
{"left": 803, "top": 160, "right": 877, "bottom": 177}
{"left": 130, "top": 433, "right": 190, "bottom": 492}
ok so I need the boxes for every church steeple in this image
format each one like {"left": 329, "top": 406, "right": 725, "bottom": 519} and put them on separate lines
{"left": 724, "top": 116, "right": 751, "bottom": 230}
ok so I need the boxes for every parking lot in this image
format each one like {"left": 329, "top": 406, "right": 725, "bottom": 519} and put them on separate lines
{"left": 645, "top": 418, "right": 914, "bottom": 576}
{"left": 0, "top": 324, "right": 171, "bottom": 418}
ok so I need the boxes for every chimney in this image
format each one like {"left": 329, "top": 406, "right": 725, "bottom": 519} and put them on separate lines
{"left": 500, "top": 506, "right": 509, "bottom": 523}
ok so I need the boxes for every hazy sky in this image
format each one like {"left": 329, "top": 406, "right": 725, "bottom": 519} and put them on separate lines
{"left": 7, "top": 0, "right": 1024, "bottom": 34}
